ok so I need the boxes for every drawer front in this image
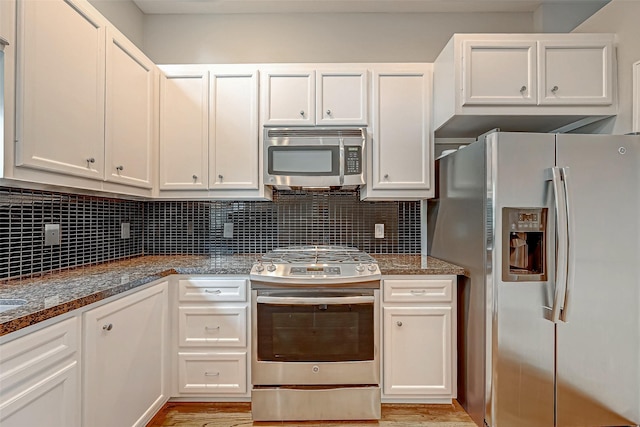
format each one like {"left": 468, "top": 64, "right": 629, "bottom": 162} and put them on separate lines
{"left": 177, "top": 352, "right": 247, "bottom": 394}
{"left": 178, "top": 278, "right": 247, "bottom": 302}
{"left": 383, "top": 278, "right": 453, "bottom": 303}
{"left": 178, "top": 307, "right": 247, "bottom": 347}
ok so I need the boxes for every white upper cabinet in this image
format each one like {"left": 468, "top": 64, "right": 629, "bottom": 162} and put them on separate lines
{"left": 462, "top": 40, "right": 537, "bottom": 105}
{"left": 209, "top": 67, "right": 259, "bottom": 191}
{"left": 105, "top": 28, "right": 156, "bottom": 189}
{"left": 15, "top": 0, "right": 106, "bottom": 180}
{"left": 316, "top": 70, "right": 368, "bottom": 125}
{"left": 538, "top": 39, "right": 613, "bottom": 105}
{"left": 434, "top": 33, "right": 616, "bottom": 137}
{"left": 361, "top": 64, "right": 433, "bottom": 200}
{"left": 159, "top": 66, "right": 209, "bottom": 191}
{"left": 261, "top": 67, "right": 368, "bottom": 126}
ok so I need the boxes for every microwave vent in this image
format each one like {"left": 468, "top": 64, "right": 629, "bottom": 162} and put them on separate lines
{"left": 266, "top": 128, "right": 365, "bottom": 138}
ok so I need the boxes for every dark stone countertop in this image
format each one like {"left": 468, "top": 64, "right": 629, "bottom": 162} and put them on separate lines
{"left": 0, "top": 254, "right": 465, "bottom": 337}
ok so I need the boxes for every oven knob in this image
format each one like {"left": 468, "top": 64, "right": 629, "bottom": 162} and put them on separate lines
{"left": 267, "top": 262, "right": 277, "bottom": 272}
{"left": 255, "top": 261, "right": 264, "bottom": 272}
{"left": 356, "top": 263, "right": 365, "bottom": 272}
{"left": 367, "top": 263, "right": 378, "bottom": 272}
{"left": 312, "top": 365, "right": 320, "bottom": 373}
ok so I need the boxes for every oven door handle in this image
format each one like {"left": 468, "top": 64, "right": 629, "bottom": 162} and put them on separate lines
{"left": 256, "top": 296, "right": 375, "bottom": 305}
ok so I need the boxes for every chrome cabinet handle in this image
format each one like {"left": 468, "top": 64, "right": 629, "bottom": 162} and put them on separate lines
{"left": 192, "top": 174, "right": 198, "bottom": 180}
{"left": 520, "top": 85, "right": 527, "bottom": 93}
{"left": 102, "top": 323, "right": 113, "bottom": 331}
{"left": 396, "top": 321, "right": 403, "bottom": 327}
{"left": 204, "top": 326, "right": 220, "bottom": 331}
{"left": 551, "top": 85, "right": 559, "bottom": 93}
{"left": 384, "top": 174, "right": 389, "bottom": 179}
{"left": 410, "top": 289, "right": 427, "bottom": 295}
{"left": 326, "top": 109, "right": 332, "bottom": 116}
{"left": 87, "top": 158, "right": 95, "bottom": 164}
{"left": 299, "top": 110, "right": 305, "bottom": 117}
{"left": 205, "top": 289, "right": 222, "bottom": 294}
{"left": 116, "top": 165, "right": 124, "bottom": 171}
{"left": 218, "top": 174, "right": 223, "bottom": 182}
{"left": 204, "top": 372, "right": 220, "bottom": 377}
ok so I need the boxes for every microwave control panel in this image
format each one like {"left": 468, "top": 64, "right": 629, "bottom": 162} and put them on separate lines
{"left": 345, "top": 146, "right": 362, "bottom": 175}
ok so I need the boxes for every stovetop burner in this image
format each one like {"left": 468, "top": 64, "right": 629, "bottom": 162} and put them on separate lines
{"left": 250, "top": 245, "right": 381, "bottom": 285}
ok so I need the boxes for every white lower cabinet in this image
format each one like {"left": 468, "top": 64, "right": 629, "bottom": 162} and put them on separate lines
{"left": 172, "top": 276, "right": 250, "bottom": 399}
{"left": 0, "top": 317, "right": 80, "bottom": 427}
{"left": 83, "top": 281, "right": 169, "bottom": 427}
{"left": 381, "top": 276, "right": 456, "bottom": 402}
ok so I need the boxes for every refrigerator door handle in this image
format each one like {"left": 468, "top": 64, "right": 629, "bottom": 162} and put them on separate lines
{"left": 545, "top": 167, "right": 569, "bottom": 323}
{"left": 559, "top": 167, "right": 575, "bottom": 322}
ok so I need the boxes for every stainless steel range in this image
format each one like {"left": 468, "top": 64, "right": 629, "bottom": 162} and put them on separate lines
{"left": 250, "top": 245, "right": 381, "bottom": 422}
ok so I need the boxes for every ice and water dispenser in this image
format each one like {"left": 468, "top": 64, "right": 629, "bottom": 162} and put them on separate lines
{"left": 502, "top": 208, "right": 548, "bottom": 282}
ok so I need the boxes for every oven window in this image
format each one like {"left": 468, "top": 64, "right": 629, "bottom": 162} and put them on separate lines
{"left": 257, "top": 302, "right": 374, "bottom": 362}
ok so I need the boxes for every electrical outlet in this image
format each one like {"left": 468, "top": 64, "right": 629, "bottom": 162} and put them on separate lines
{"left": 121, "top": 222, "right": 130, "bottom": 239}
{"left": 375, "top": 223, "right": 384, "bottom": 239}
{"left": 223, "top": 223, "right": 234, "bottom": 239}
{"left": 44, "top": 224, "right": 61, "bottom": 246}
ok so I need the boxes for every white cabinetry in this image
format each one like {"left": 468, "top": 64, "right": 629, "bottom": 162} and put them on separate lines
{"left": 360, "top": 64, "right": 433, "bottom": 200}
{"left": 261, "top": 67, "right": 368, "bottom": 126}
{"left": 159, "top": 65, "right": 264, "bottom": 198}
{"left": 15, "top": 0, "right": 106, "bottom": 180}
{"left": 381, "top": 276, "right": 456, "bottom": 402}
{"left": 172, "top": 277, "right": 250, "bottom": 398}
{"left": 434, "top": 33, "right": 616, "bottom": 137}
{"left": 105, "top": 28, "right": 156, "bottom": 189}
{"left": 83, "top": 281, "right": 169, "bottom": 427}
{"left": 0, "top": 317, "right": 80, "bottom": 427}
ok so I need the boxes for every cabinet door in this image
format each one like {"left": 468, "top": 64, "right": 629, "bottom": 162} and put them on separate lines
{"left": 371, "top": 67, "right": 432, "bottom": 192}
{"left": 105, "top": 28, "right": 155, "bottom": 188}
{"left": 462, "top": 40, "right": 537, "bottom": 105}
{"left": 159, "top": 67, "right": 209, "bottom": 190}
{"left": 383, "top": 306, "right": 452, "bottom": 396}
{"left": 316, "top": 70, "right": 368, "bottom": 125}
{"left": 262, "top": 70, "right": 315, "bottom": 125}
{"left": 538, "top": 40, "right": 613, "bottom": 105}
{"left": 83, "top": 283, "right": 168, "bottom": 427}
{"left": 209, "top": 69, "right": 259, "bottom": 190}
{"left": 15, "top": 0, "right": 105, "bottom": 179}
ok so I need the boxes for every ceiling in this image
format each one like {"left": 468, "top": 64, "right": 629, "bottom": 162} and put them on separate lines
{"left": 131, "top": 0, "right": 610, "bottom": 15}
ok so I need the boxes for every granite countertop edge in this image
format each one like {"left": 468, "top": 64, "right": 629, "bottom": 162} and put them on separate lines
{"left": 0, "top": 254, "right": 466, "bottom": 337}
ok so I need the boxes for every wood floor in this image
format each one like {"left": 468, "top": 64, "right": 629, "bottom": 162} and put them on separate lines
{"left": 146, "top": 402, "right": 477, "bottom": 427}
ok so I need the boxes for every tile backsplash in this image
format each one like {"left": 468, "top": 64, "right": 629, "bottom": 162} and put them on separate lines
{"left": 0, "top": 187, "right": 420, "bottom": 281}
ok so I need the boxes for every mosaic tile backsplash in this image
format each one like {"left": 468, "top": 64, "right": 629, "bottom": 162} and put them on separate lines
{"left": 0, "top": 187, "right": 420, "bottom": 281}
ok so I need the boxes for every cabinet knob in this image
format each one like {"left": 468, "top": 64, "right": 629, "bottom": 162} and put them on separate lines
{"left": 299, "top": 110, "right": 305, "bottom": 117}
{"left": 218, "top": 174, "right": 223, "bottom": 182}
{"left": 384, "top": 174, "right": 389, "bottom": 179}
{"left": 102, "top": 323, "right": 113, "bottom": 331}
{"left": 116, "top": 165, "right": 124, "bottom": 171}
{"left": 86, "top": 158, "right": 95, "bottom": 164}
{"left": 396, "top": 321, "right": 403, "bottom": 327}
{"left": 326, "top": 109, "right": 332, "bottom": 116}
{"left": 551, "top": 85, "right": 559, "bottom": 93}
{"left": 192, "top": 174, "right": 198, "bottom": 180}
{"left": 520, "top": 85, "right": 527, "bottom": 93}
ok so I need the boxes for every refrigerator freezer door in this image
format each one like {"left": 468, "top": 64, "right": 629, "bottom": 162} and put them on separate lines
{"left": 488, "top": 132, "right": 556, "bottom": 427}
{"left": 555, "top": 134, "right": 640, "bottom": 426}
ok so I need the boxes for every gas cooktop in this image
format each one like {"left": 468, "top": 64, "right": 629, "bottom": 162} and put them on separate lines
{"left": 250, "top": 245, "right": 381, "bottom": 285}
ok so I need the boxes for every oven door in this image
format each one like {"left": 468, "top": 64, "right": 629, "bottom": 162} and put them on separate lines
{"left": 251, "top": 288, "right": 380, "bottom": 386}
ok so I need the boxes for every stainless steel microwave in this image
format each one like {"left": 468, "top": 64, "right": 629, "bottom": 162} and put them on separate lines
{"left": 264, "top": 127, "right": 366, "bottom": 190}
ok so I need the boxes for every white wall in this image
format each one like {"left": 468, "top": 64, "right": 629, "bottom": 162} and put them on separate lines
{"left": 141, "top": 12, "right": 533, "bottom": 64}
{"left": 89, "top": 0, "right": 145, "bottom": 49}
{"left": 533, "top": 1, "right": 609, "bottom": 33}
{"left": 573, "top": 0, "right": 640, "bottom": 134}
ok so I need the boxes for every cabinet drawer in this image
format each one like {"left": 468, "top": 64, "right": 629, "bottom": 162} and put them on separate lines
{"left": 178, "top": 278, "right": 247, "bottom": 302}
{"left": 0, "top": 317, "right": 78, "bottom": 393}
{"left": 177, "top": 352, "right": 247, "bottom": 394}
{"left": 383, "top": 279, "right": 453, "bottom": 303}
{"left": 178, "top": 307, "right": 247, "bottom": 347}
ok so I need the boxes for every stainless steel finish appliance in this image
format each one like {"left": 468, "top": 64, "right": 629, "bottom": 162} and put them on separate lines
{"left": 263, "top": 127, "right": 366, "bottom": 190}
{"left": 250, "top": 245, "right": 381, "bottom": 421}
{"left": 430, "top": 131, "right": 640, "bottom": 427}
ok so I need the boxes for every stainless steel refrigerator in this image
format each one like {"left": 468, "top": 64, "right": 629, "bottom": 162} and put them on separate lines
{"left": 429, "top": 131, "right": 640, "bottom": 427}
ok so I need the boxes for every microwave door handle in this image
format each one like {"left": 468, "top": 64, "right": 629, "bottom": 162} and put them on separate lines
{"left": 256, "top": 296, "right": 374, "bottom": 305}
{"left": 339, "top": 137, "right": 345, "bottom": 186}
